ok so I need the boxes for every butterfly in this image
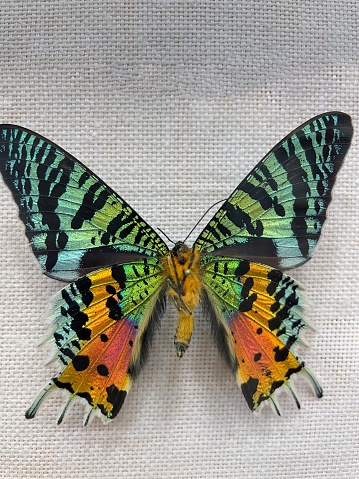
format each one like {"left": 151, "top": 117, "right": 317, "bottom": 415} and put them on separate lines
{"left": 0, "top": 112, "right": 353, "bottom": 424}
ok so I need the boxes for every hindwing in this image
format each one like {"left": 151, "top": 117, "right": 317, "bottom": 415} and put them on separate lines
{"left": 26, "top": 259, "right": 166, "bottom": 424}
{"left": 201, "top": 256, "right": 322, "bottom": 413}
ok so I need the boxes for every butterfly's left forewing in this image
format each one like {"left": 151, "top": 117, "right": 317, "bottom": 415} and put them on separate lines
{"left": 26, "top": 258, "right": 166, "bottom": 424}
{"left": 201, "top": 256, "right": 322, "bottom": 413}
{"left": 0, "top": 125, "right": 168, "bottom": 281}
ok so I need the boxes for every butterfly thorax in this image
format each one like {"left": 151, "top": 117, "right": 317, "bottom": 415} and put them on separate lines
{"left": 162, "top": 242, "right": 202, "bottom": 358}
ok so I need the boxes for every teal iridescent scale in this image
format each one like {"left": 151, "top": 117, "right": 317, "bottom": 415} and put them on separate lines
{"left": 0, "top": 112, "right": 353, "bottom": 422}
{"left": 0, "top": 127, "right": 168, "bottom": 281}
{"left": 195, "top": 113, "right": 352, "bottom": 270}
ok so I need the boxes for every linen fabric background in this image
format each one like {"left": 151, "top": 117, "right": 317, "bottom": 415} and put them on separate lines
{"left": 0, "top": 1, "right": 358, "bottom": 478}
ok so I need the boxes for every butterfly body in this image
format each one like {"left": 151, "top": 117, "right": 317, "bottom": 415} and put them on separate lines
{"left": 162, "top": 243, "right": 202, "bottom": 357}
{"left": 0, "top": 112, "right": 352, "bottom": 423}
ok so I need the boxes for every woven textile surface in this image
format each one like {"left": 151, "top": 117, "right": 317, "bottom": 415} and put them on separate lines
{"left": 0, "top": 1, "right": 358, "bottom": 478}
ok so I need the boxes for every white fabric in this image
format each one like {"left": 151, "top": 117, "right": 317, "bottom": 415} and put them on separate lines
{"left": 0, "top": 1, "right": 358, "bottom": 478}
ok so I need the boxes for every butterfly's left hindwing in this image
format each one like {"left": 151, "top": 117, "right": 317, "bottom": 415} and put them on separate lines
{"left": 26, "top": 258, "right": 166, "bottom": 424}
{"left": 0, "top": 125, "right": 168, "bottom": 281}
{"left": 201, "top": 256, "right": 322, "bottom": 413}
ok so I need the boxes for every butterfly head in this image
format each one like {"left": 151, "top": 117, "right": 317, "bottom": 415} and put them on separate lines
{"left": 171, "top": 241, "right": 190, "bottom": 264}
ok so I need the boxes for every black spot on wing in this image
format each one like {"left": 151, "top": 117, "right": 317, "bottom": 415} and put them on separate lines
{"left": 217, "top": 222, "right": 232, "bottom": 237}
{"left": 240, "top": 181, "right": 273, "bottom": 211}
{"left": 225, "top": 202, "right": 263, "bottom": 237}
{"left": 234, "top": 260, "right": 250, "bottom": 278}
{"left": 53, "top": 378, "right": 74, "bottom": 394}
{"left": 57, "top": 231, "right": 68, "bottom": 249}
{"left": 77, "top": 327, "right": 91, "bottom": 341}
{"left": 107, "top": 210, "right": 137, "bottom": 237}
{"left": 270, "top": 301, "right": 280, "bottom": 313}
{"left": 106, "top": 385, "right": 127, "bottom": 419}
{"left": 111, "top": 265, "right": 127, "bottom": 290}
{"left": 239, "top": 293, "right": 257, "bottom": 313}
{"left": 75, "top": 276, "right": 92, "bottom": 293}
{"left": 285, "top": 291, "right": 299, "bottom": 308}
{"left": 273, "top": 345, "right": 289, "bottom": 362}
{"left": 241, "top": 376, "right": 259, "bottom": 410}
{"left": 266, "top": 270, "right": 283, "bottom": 295}
{"left": 60, "top": 348, "right": 75, "bottom": 361}
{"left": 106, "top": 296, "right": 123, "bottom": 321}
{"left": 78, "top": 171, "right": 90, "bottom": 187}
{"left": 272, "top": 196, "right": 285, "bottom": 217}
{"left": 71, "top": 183, "right": 111, "bottom": 230}
{"left": 75, "top": 276, "right": 93, "bottom": 306}
{"left": 260, "top": 164, "right": 278, "bottom": 190}
{"left": 285, "top": 364, "right": 303, "bottom": 378}
{"left": 241, "top": 277, "right": 254, "bottom": 299}
{"left": 100, "top": 232, "right": 110, "bottom": 245}
{"left": 97, "top": 364, "right": 109, "bottom": 377}
{"left": 106, "top": 284, "right": 117, "bottom": 295}
{"left": 72, "top": 355, "right": 90, "bottom": 371}
{"left": 268, "top": 316, "right": 282, "bottom": 331}
{"left": 66, "top": 305, "right": 91, "bottom": 340}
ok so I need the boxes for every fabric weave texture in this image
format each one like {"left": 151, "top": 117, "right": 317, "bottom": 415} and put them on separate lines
{"left": 0, "top": 1, "right": 358, "bottom": 478}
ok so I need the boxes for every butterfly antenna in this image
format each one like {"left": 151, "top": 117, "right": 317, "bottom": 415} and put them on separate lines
{"left": 158, "top": 228, "right": 176, "bottom": 245}
{"left": 183, "top": 199, "right": 226, "bottom": 243}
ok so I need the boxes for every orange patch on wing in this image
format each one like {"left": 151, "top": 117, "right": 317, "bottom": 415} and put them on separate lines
{"left": 231, "top": 311, "right": 302, "bottom": 409}
{"left": 56, "top": 316, "right": 136, "bottom": 418}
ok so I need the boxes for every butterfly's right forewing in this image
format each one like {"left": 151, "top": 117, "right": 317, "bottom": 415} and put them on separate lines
{"left": 195, "top": 113, "right": 353, "bottom": 270}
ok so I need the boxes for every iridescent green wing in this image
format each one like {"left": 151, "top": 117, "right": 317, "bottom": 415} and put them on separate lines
{"left": 0, "top": 125, "right": 168, "bottom": 281}
{"left": 195, "top": 113, "right": 353, "bottom": 269}
{"left": 201, "top": 255, "right": 322, "bottom": 414}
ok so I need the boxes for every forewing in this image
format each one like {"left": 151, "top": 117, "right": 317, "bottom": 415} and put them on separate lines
{"left": 195, "top": 112, "right": 353, "bottom": 269}
{"left": 0, "top": 125, "right": 168, "bottom": 281}
{"left": 202, "top": 256, "right": 322, "bottom": 414}
{"left": 26, "top": 258, "right": 166, "bottom": 424}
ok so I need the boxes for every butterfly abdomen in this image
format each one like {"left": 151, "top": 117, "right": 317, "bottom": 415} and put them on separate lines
{"left": 162, "top": 243, "right": 203, "bottom": 358}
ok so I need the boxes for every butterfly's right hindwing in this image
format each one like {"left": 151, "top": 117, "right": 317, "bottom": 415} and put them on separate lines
{"left": 201, "top": 255, "right": 322, "bottom": 414}
{"left": 0, "top": 125, "right": 168, "bottom": 281}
